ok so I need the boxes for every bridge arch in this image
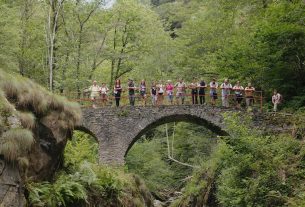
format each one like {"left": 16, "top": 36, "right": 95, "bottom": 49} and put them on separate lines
{"left": 124, "top": 113, "right": 228, "bottom": 157}
{"left": 74, "top": 125, "right": 99, "bottom": 143}
{"left": 80, "top": 105, "right": 232, "bottom": 165}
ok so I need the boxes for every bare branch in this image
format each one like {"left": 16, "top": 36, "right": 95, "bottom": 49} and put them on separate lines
{"left": 165, "top": 124, "right": 199, "bottom": 169}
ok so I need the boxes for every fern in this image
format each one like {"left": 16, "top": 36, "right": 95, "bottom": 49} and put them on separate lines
{"left": 28, "top": 174, "right": 87, "bottom": 207}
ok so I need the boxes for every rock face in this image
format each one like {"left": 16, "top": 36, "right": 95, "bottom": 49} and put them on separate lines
{"left": 0, "top": 70, "right": 81, "bottom": 207}
{"left": 0, "top": 158, "right": 25, "bottom": 207}
{"left": 27, "top": 115, "right": 73, "bottom": 181}
{"left": 0, "top": 114, "right": 77, "bottom": 207}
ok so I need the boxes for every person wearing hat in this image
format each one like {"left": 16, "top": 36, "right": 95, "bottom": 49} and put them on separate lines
{"left": 88, "top": 80, "right": 101, "bottom": 108}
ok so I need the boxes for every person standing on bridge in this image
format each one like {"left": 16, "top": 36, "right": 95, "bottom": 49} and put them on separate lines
{"left": 100, "top": 82, "right": 109, "bottom": 107}
{"left": 209, "top": 78, "right": 218, "bottom": 106}
{"left": 198, "top": 79, "right": 207, "bottom": 105}
{"left": 151, "top": 81, "right": 157, "bottom": 106}
{"left": 88, "top": 80, "right": 101, "bottom": 108}
{"left": 245, "top": 82, "right": 255, "bottom": 108}
{"left": 114, "top": 79, "right": 122, "bottom": 107}
{"left": 220, "top": 78, "right": 232, "bottom": 108}
{"left": 139, "top": 80, "right": 147, "bottom": 106}
{"left": 272, "top": 89, "right": 282, "bottom": 112}
{"left": 233, "top": 81, "right": 244, "bottom": 109}
{"left": 128, "top": 79, "right": 136, "bottom": 106}
{"left": 175, "top": 78, "right": 186, "bottom": 105}
{"left": 157, "top": 81, "right": 165, "bottom": 105}
{"left": 166, "top": 80, "right": 174, "bottom": 105}
{"left": 189, "top": 77, "right": 199, "bottom": 104}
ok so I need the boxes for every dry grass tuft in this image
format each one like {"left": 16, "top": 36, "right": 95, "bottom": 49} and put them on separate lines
{"left": 63, "top": 102, "right": 82, "bottom": 127}
{"left": 18, "top": 112, "right": 36, "bottom": 129}
{"left": 49, "top": 95, "right": 66, "bottom": 112}
{"left": 0, "top": 90, "right": 15, "bottom": 116}
{"left": 17, "top": 156, "right": 30, "bottom": 169}
{"left": 0, "top": 78, "right": 21, "bottom": 102}
{"left": 17, "top": 89, "right": 48, "bottom": 115}
{"left": 0, "top": 70, "right": 81, "bottom": 130}
{"left": 0, "top": 128, "right": 34, "bottom": 162}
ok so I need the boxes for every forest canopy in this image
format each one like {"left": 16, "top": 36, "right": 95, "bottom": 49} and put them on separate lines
{"left": 1, "top": 0, "right": 304, "bottom": 107}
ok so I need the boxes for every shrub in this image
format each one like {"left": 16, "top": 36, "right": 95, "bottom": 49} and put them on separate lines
{"left": 27, "top": 174, "right": 87, "bottom": 207}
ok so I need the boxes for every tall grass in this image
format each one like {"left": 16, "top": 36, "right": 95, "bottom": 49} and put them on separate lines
{"left": 0, "top": 70, "right": 81, "bottom": 128}
{"left": 0, "top": 128, "right": 34, "bottom": 161}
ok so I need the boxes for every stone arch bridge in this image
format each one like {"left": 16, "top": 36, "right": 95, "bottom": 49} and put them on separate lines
{"left": 77, "top": 105, "right": 276, "bottom": 165}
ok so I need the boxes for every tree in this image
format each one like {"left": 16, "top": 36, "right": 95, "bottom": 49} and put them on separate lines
{"left": 45, "top": 0, "right": 65, "bottom": 92}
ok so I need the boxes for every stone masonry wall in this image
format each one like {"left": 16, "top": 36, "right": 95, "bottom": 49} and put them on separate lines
{"left": 80, "top": 105, "right": 236, "bottom": 165}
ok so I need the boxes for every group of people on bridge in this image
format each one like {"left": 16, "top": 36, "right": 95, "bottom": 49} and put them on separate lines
{"left": 86, "top": 77, "right": 279, "bottom": 110}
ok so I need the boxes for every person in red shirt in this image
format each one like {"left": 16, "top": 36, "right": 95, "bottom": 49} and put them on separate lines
{"left": 166, "top": 80, "right": 174, "bottom": 105}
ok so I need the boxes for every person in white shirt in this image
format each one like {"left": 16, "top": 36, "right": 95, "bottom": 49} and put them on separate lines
{"left": 157, "top": 81, "right": 165, "bottom": 105}
{"left": 272, "top": 90, "right": 282, "bottom": 112}
{"left": 100, "top": 82, "right": 109, "bottom": 107}
{"left": 88, "top": 80, "right": 101, "bottom": 108}
{"left": 233, "top": 81, "right": 244, "bottom": 109}
{"left": 220, "top": 79, "right": 232, "bottom": 108}
{"left": 209, "top": 78, "right": 218, "bottom": 106}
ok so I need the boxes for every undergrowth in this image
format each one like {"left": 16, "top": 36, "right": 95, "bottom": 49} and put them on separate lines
{"left": 27, "top": 131, "right": 153, "bottom": 207}
{"left": 171, "top": 112, "right": 305, "bottom": 207}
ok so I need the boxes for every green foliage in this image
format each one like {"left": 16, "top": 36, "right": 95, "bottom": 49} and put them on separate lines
{"left": 64, "top": 131, "right": 98, "bottom": 170}
{"left": 28, "top": 130, "right": 153, "bottom": 207}
{"left": 172, "top": 113, "right": 305, "bottom": 207}
{"left": 27, "top": 174, "right": 87, "bottom": 207}
{"left": 126, "top": 138, "right": 175, "bottom": 193}
{"left": 167, "top": 0, "right": 305, "bottom": 106}
{"left": 126, "top": 122, "right": 218, "bottom": 198}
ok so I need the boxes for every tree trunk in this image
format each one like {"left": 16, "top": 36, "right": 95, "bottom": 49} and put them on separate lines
{"left": 76, "top": 26, "right": 83, "bottom": 98}
{"left": 46, "top": 0, "right": 64, "bottom": 92}
{"left": 19, "top": 0, "right": 32, "bottom": 76}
